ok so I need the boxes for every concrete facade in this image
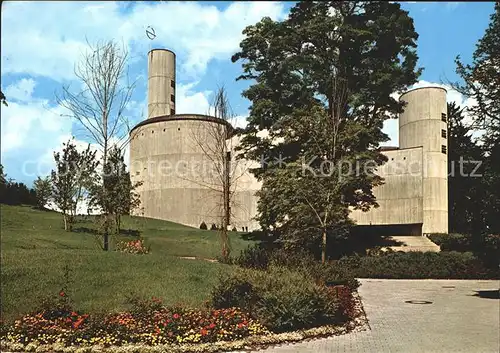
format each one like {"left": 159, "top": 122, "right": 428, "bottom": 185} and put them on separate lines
{"left": 129, "top": 115, "right": 261, "bottom": 230}
{"left": 131, "top": 48, "right": 448, "bottom": 235}
{"left": 351, "top": 87, "right": 448, "bottom": 235}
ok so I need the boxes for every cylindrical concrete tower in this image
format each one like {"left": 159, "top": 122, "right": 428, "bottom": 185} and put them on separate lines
{"left": 148, "top": 49, "right": 176, "bottom": 119}
{"left": 131, "top": 48, "right": 261, "bottom": 231}
{"left": 399, "top": 87, "right": 448, "bottom": 234}
{"left": 129, "top": 114, "right": 233, "bottom": 228}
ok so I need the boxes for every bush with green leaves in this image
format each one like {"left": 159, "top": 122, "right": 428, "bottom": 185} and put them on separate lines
{"left": 210, "top": 265, "right": 349, "bottom": 333}
{"left": 231, "top": 245, "right": 359, "bottom": 289}
{"left": 231, "top": 244, "right": 271, "bottom": 270}
{"left": 428, "top": 233, "right": 499, "bottom": 269}
{"left": 335, "top": 251, "right": 498, "bottom": 279}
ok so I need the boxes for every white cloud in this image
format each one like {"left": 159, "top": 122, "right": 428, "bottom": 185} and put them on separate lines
{"left": 175, "top": 82, "right": 212, "bottom": 115}
{"left": 1, "top": 83, "right": 71, "bottom": 155}
{"left": 3, "top": 78, "right": 37, "bottom": 102}
{"left": 1, "top": 1, "right": 286, "bottom": 81}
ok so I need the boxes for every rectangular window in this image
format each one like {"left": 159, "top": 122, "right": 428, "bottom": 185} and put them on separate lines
{"left": 171, "top": 80, "right": 175, "bottom": 88}
{"left": 441, "top": 113, "right": 447, "bottom": 122}
{"left": 441, "top": 129, "right": 447, "bottom": 138}
{"left": 171, "top": 94, "right": 175, "bottom": 103}
{"left": 441, "top": 145, "right": 447, "bottom": 154}
{"left": 170, "top": 108, "right": 175, "bottom": 115}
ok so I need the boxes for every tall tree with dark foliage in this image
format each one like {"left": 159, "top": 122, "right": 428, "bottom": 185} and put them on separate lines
{"left": 232, "top": 1, "right": 422, "bottom": 259}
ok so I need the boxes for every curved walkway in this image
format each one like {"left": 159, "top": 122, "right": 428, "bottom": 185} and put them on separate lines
{"left": 255, "top": 279, "right": 500, "bottom": 353}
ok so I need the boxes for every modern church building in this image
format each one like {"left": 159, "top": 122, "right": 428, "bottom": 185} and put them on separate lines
{"left": 130, "top": 48, "right": 448, "bottom": 236}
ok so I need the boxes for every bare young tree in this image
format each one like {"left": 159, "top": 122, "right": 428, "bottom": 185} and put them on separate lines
{"left": 56, "top": 39, "right": 136, "bottom": 250}
{"left": 189, "top": 86, "right": 249, "bottom": 260}
{"left": 57, "top": 39, "right": 136, "bottom": 165}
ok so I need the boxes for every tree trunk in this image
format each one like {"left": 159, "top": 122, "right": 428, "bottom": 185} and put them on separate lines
{"left": 221, "top": 151, "right": 231, "bottom": 261}
{"left": 103, "top": 216, "right": 109, "bottom": 251}
{"left": 322, "top": 229, "right": 327, "bottom": 264}
{"left": 115, "top": 214, "right": 120, "bottom": 234}
{"left": 63, "top": 213, "right": 68, "bottom": 231}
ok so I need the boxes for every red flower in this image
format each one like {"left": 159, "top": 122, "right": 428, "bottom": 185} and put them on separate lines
{"left": 173, "top": 313, "right": 180, "bottom": 319}
{"left": 209, "top": 323, "right": 216, "bottom": 329}
{"left": 238, "top": 323, "right": 244, "bottom": 329}
{"left": 200, "top": 328, "right": 208, "bottom": 336}
{"left": 59, "top": 291, "right": 65, "bottom": 297}
{"left": 73, "top": 317, "right": 86, "bottom": 329}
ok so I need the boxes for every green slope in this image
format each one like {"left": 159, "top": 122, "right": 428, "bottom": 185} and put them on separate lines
{"left": 0, "top": 205, "right": 255, "bottom": 321}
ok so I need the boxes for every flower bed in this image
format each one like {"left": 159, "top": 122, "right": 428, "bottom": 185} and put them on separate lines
{"left": 116, "top": 239, "right": 150, "bottom": 254}
{"left": 0, "top": 293, "right": 367, "bottom": 353}
{"left": 0, "top": 306, "right": 268, "bottom": 348}
{"left": 0, "top": 287, "right": 366, "bottom": 352}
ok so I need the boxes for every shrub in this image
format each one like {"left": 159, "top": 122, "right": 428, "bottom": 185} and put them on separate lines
{"left": 199, "top": 221, "right": 208, "bottom": 230}
{"left": 210, "top": 266, "right": 350, "bottom": 333}
{"left": 232, "top": 245, "right": 359, "bottom": 289}
{"left": 335, "top": 251, "right": 498, "bottom": 279}
{"left": 428, "top": 233, "right": 472, "bottom": 252}
{"left": 428, "top": 233, "right": 500, "bottom": 269}
{"left": 232, "top": 244, "right": 271, "bottom": 270}
{"left": 210, "top": 223, "right": 218, "bottom": 231}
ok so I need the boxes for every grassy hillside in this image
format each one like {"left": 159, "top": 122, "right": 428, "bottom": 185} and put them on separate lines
{"left": 0, "top": 205, "right": 256, "bottom": 321}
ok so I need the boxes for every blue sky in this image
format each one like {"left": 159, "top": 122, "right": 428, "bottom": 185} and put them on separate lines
{"left": 0, "top": 1, "right": 495, "bottom": 185}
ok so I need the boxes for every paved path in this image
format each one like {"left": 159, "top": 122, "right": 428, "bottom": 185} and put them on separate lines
{"left": 256, "top": 279, "right": 500, "bottom": 353}
{"left": 388, "top": 236, "right": 441, "bottom": 252}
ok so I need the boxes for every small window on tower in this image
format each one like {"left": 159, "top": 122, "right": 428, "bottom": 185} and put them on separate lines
{"left": 441, "top": 113, "right": 447, "bottom": 122}
{"left": 441, "top": 145, "right": 447, "bottom": 154}
{"left": 171, "top": 108, "right": 175, "bottom": 115}
{"left": 441, "top": 129, "right": 447, "bottom": 138}
{"left": 171, "top": 94, "right": 175, "bottom": 103}
{"left": 171, "top": 80, "right": 175, "bottom": 88}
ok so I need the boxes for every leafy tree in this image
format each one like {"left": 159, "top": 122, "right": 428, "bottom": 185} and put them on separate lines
{"left": 447, "top": 102, "right": 486, "bottom": 235}
{"left": 452, "top": 3, "right": 500, "bottom": 233}
{"left": 88, "top": 145, "right": 142, "bottom": 238}
{"left": 0, "top": 165, "right": 37, "bottom": 206}
{"left": 33, "top": 176, "right": 52, "bottom": 210}
{"left": 51, "top": 139, "right": 97, "bottom": 231}
{"left": 232, "top": 1, "right": 421, "bottom": 260}
{"left": 0, "top": 90, "right": 7, "bottom": 107}
{"left": 453, "top": 3, "right": 499, "bottom": 134}
{"left": 72, "top": 144, "right": 99, "bottom": 217}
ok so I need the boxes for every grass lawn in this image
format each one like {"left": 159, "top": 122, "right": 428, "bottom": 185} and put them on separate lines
{"left": 0, "top": 205, "right": 256, "bottom": 322}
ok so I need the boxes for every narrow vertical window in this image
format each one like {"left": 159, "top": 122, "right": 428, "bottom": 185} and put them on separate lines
{"left": 441, "top": 145, "right": 447, "bottom": 154}
{"left": 441, "top": 113, "right": 447, "bottom": 122}
{"left": 441, "top": 129, "right": 447, "bottom": 138}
